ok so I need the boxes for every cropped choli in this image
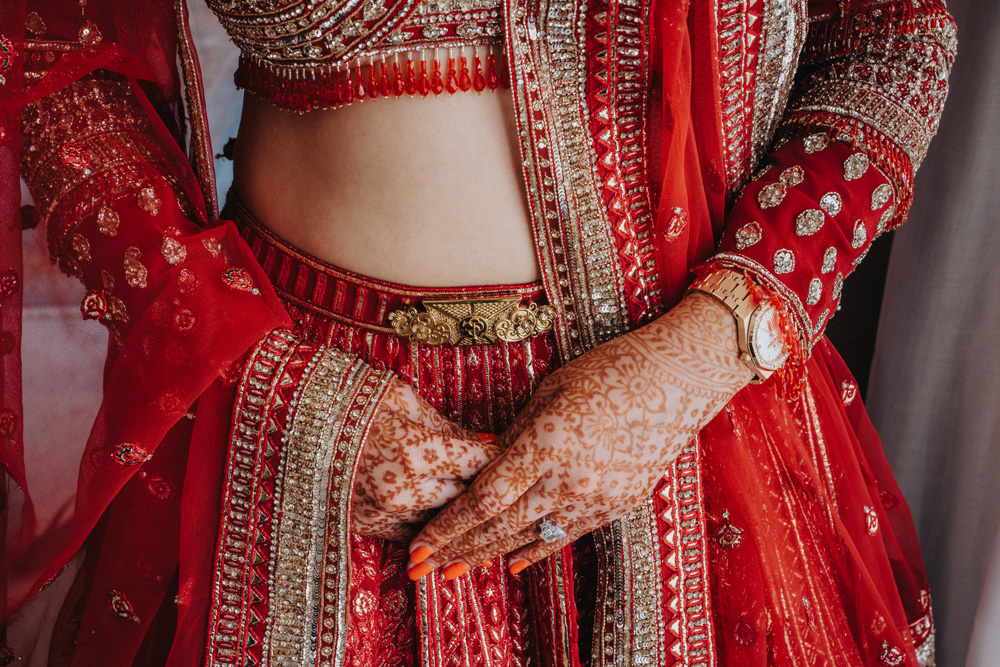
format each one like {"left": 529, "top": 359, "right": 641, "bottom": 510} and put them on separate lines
{"left": 209, "top": 0, "right": 507, "bottom": 110}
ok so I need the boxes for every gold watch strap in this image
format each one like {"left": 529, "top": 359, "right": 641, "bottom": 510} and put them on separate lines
{"left": 687, "top": 269, "right": 773, "bottom": 383}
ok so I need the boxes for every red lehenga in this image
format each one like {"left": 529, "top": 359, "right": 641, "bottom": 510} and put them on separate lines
{"left": 0, "top": 0, "right": 954, "bottom": 665}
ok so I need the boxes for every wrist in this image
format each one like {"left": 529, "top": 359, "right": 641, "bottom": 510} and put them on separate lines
{"left": 686, "top": 269, "right": 790, "bottom": 384}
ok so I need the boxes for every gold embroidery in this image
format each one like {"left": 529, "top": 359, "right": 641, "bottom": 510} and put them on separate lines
{"left": 821, "top": 247, "right": 837, "bottom": 274}
{"left": 735, "top": 222, "right": 763, "bottom": 250}
{"left": 844, "top": 153, "right": 869, "bottom": 181}
{"left": 819, "top": 192, "right": 842, "bottom": 217}
{"left": 124, "top": 247, "right": 148, "bottom": 288}
{"left": 97, "top": 207, "right": 119, "bottom": 236}
{"left": 161, "top": 236, "right": 187, "bottom": 265}
{"left": 794, "top": 209, "right": 825, "bottom": 236}
{"left": 758, "top": 183, "right": 787, "bottom": 209}
{"left": 388, "top": 297, "right": 555, "bottom": 346}
{"left": 806, "top": 279, "right": 822, "bottom": 306}
{"left": 138, "top": 187, "right": 161, "bottom": 215}
{"left": 774, "top": 249, "right": 795, "bottom": 274}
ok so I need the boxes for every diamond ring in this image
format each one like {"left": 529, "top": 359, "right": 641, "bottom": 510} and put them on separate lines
{"left": 538, "top": 517, "right": 567, "bottom": 543}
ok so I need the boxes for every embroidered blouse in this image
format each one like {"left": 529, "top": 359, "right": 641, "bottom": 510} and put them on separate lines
{"left": 208, "top": 0, "right": 507, "bottom": 111}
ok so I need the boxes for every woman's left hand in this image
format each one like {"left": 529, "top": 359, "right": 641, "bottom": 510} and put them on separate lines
{"left": 405, "top": 292, "right": 754, "bottom": 579}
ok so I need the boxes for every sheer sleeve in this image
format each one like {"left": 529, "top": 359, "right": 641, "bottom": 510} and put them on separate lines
{"left": 704, "top": 0, "right": 957, "bottom": 353}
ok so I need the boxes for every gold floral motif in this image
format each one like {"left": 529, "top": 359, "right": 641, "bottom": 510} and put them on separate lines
{"left": 161, "top": 236, "right": 187, "bottom": 265}
{"left": 757, "top": 183, "right": 787, "bottom": 209}
{"left": 843, "top": 153, "right": 869, "bottom": 181}
{"left": 802, "top": 133, "right": 829, "bottom": 154}
{"left": 819, "top": 192, "right": 842, "bottom": 216}
{"left": 821, "top": 247, "right": 837, "bottom": 274}
{"left": 779, "top": 165, "right": 805, "bottom": 187}
{"left": 70, "top": 233, "right": 91, "bottom": 262}
{"left": 832, "top": 273, "right": 844, "bottom": 300}
{"left": 871, "top": 183, "right": 893, "bottom": 211}
{"left": 495, "top": 302, "right": 556, "bottom": 342}
{"left": 841, "top": 380, "right": 858, "bottom": 406}
{"left": 124, "top": 247, "right": 148, "bottom": 288}
{"left": 774, "top": 249, "right": 795, "bottom": 274}
{"left": 97, "top": 207, "right": 119, "bottom": 236}
{"left": 389, "top": 297, "right": 555, "bottom": 346}
{"left": 201, "top": 238, "right": 222, "bottom": 257}
{"left": 864, "top": 505, "right": 879, "bottom": 536}
{"left": 795, "top": 209, "right": 825, "bottom": 236}
{"left": 806, "top": 279, "right": 822, "bottom": 306}
{"left": 735, "top": 222, "right": 762, "bottom": 250}
{"left": 852, "top": 220, "right": 867, "bottom": 249}
{"left": 137, "top": 187, "right": 161, "bottom": 215}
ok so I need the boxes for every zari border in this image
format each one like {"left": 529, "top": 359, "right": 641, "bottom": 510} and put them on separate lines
{"left": 586, "top": 0, "right": 661, "bottom": 324}
{"left": 175, "top": 0, "right": 220, "bottom": 217}
{"left": 654, "top": 439, "right": 716, "bottom": 667}
{"left": 269, "top": 346, "right": 392, "bottom": 666}
{"left": 206, "top": 331, "right": 393, "bottom": 667}
{"left": 589, "top": 500, "right": 667, "bottom": 667}
{"left": 505, "top": 0, "right": 629, "bottom": 361}
{"left": 207, "top": 329, "right": 298, "bottom": 667}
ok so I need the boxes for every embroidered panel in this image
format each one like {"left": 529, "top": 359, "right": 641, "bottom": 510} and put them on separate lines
{"left": 206, "top": 332, "right": 393, "bottom": 667}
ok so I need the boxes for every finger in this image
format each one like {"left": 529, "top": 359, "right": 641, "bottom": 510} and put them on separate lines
{"left": 442, "top": 506, "right": 588, "bottom": 574}
{"left": 507, "top": 514, "right": 608, "bottom": 573}
{"left": 407, "top": 439, "right": 540, "bottom": 569}
{"left": 426, "top": 480, "right": 552, "bottom": 565}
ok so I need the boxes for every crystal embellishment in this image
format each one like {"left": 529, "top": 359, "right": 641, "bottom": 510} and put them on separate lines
{"left": 821, "top": 247, "right": 837, "bottom": 274}
{"left": 735, "top": 222, "right": 762, "bottom": 250}
{"left": 795, "top": 209, "right": 825, "bottom": 236}
{"left": 774, "top": 249, "right": 795, "bottom": 274}
{"left": 844, "top": 153, "right": 870, "bottom": 181}
{"left": 820, "top": 192, "right": 843, "bottom": 216}
{"left": 871, "top": 183, "right": 893, "bottom": 211}
{"left": 758, "top": 183, "right": 787, "bottom": 209}
{"left": 779, "top": 165, "right": 805, "bottom": 187}
{"left": 803, "top": 134, "right": 829, "bottom": 154}
{"left": 852, "top": 220, "right": 867, "bottom": 249}
{"left": 832, "top": 274, "right": 844, "bottom": 300}
{"left": 806, "top": 279, "right": 822, "bottom": 306}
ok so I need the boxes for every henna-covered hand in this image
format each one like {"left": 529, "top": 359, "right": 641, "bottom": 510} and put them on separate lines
{"left": 352, "top": 378, "right": 500, "bottom": 542}
{"left": 405, "top": 292, "right": 753, "bottom": 577}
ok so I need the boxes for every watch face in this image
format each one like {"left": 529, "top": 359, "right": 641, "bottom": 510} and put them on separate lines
{"left": 750, "top": 305, "right": 789, "bottom": 371}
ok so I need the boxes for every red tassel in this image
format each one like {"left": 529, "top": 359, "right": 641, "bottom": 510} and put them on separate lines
{"left": 418, "top": 60, "right": 431, "bottom": 96}
{"left": 392, "top": 61, "right": 405, "bottom": 97}
{"left": 379, "top": 61, "right": 392, "bottom": 97}
{"left": 446, "top": 57, "right": 459, "bottom": 94}
{"left": 473, "top": 55, "right": 486, "bottom": 92}
{"left": 367, "top": 64, "right": 378, "bottom": 100}
{"left": 404, "top": 59, "right": 418, "bottom": 96}
{"left": 342, "top": 68, "right": 354, "bottom": 104}
{"left": 431, "top": 59, "right": 445, "bottom": 95}
{"left": 458, "top": 56, "right": 472, "bottom": 92}
{"left": 354, "top": 65, "right": 366, "bottom": 99}
{"left": 486, "top": 53, "right": 499, "bottom": 90}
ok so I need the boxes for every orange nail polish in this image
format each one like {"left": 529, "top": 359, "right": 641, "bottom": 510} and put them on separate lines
{"left": 410, "top": 545, "right": 433, "bottom": 564}
{"left": 478, "top": 560, "right": 492, "bottom": 569}
{"left": 477, "top": 432, "right": 498, "bottom": 444}
{"left": 442, "top": 562, "right": 469, "bottom": 580}
{"left": 407, "top": 562, "right": 434, "bottom": 581}
{"left": 509, "top": 560, "right": 529, "bottom": 575}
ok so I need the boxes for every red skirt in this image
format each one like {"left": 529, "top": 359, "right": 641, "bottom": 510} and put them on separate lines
{"left": 222, "top": 198, "right": 933, "bottom": 667}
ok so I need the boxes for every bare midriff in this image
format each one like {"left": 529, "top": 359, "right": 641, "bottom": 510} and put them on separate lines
{"left": 232, "top": 86, "right": 541, "bottom": 287}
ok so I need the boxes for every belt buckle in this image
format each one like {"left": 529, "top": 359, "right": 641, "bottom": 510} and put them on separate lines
{"left": 388, "top": 297, "right": 556, "bottom": 346}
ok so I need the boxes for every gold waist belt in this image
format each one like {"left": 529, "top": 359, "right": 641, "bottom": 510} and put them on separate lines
{"left": 388, "top": 297, "right": 556, "bottom": 347}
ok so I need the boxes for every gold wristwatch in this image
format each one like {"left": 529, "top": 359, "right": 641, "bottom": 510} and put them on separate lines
{"left": 687, "top": 269, "right": 789, "bottom": 384}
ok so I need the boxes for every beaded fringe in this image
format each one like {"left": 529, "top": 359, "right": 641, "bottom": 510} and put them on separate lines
{"left": 236, "top": 49, "right": 510, "bottom": 113}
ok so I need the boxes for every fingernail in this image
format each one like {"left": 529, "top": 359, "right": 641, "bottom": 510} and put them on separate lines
{"left": 509, "top": 560, "right": 530, "bottom": 575}
{"left": 477, "top": 432, "right": 498, "bottom": 444}
{"left": 478, "top": 560, "right": 492, "bottom": 569}
{"left": 407, "top": 562, "right": 434, "bottom": 581}
{"left": 442, "top": 562, "right": 469, "bottom": 581}
{"left": 410, "top": 545, "right": 433, "bottom": 564}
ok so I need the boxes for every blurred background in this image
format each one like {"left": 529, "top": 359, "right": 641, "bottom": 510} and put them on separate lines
{"left": 18, "top": 0, "right": 1000, "bottom": 664}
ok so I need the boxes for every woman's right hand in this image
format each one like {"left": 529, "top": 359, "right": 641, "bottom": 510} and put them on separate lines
{"left": 352, "top": 378, "right": 501, "bottom": 542}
